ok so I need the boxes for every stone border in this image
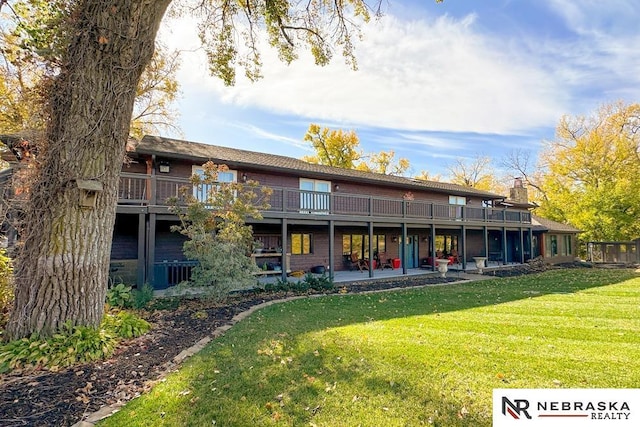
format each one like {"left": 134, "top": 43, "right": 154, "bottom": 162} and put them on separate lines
{"left": 71, "top": 295, "right": 310, "bottom": 426}
{"left": 72, "top": 277, "right": 488, "bottom": 426}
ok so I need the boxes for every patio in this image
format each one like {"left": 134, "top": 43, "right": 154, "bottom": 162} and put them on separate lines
{"left": 258, "top": 260, "right": 519, "bottom": 285}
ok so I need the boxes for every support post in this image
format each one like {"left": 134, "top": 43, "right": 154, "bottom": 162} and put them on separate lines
{"left": 461, "top": 225, "right": 466, "bottom": 270}
{"left": 368, "top": 221, "right": 374, "bottom": 278}
{"left": 329, "top": 220, "right": 335, "bottom": 280}
{"left": 137, "top": 212, "right": 146, "bottom": 286}
{"left": 402, "top": 222, "right": 408, "bottom": 274}
{"left": 147, "top": 213, "right": 156, "bottom": 287}
{"left": 430, "top": 224, "right": 436, "bottom": 271}
{"left": 502, "top": 227, "right": 508, "bottom": 265}
{"left": 519, "top": 227, "right": 525, "bottom": 263}
{"left": 281, "top": 218, "right": 288, "bottom": 282}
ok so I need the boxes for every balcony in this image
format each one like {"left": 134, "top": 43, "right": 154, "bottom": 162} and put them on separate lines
{"left": 117, "top": 174, "right": 532, "bottom": 224}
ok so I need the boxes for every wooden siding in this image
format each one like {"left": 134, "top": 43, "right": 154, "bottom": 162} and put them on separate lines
{"left": 111, "top": 214, "right": 139, "bottom": 259}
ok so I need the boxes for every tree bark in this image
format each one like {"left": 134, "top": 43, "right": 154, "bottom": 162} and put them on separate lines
{"left": 6, "top": 0, "right": 172, "bottom": 340}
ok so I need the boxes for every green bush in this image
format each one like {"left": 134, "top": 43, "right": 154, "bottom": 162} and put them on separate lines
{"left": 0, "top": 249, "right": 13, "bottom": 330}
{"left": 131, "top": 283, "right": 154, "bottom": 309}
{"left": 0, "top": 310, "right": 150, "bottom": 373}
{"left": 106, "top": 283, "right": 132, "bottom": 308}
{"left": 102, "top": 310, "right": 151, "bottom": 339}
{"left": 299, "top": 273, "right": 334, "bottom": 292}
{"left": 261, "top": 274, "right": 334, "bottom": 294}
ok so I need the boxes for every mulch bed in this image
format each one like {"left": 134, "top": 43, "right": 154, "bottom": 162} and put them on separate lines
{"left": 0, "top": 273, "right": 475, "bottom": 426}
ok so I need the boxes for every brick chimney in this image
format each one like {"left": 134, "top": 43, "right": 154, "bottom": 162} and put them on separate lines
{"left": 509, "top": 177, "right": 528, "bottom": 204}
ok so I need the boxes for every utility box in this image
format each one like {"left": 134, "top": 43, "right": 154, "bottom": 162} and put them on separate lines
{"left": 76, "top": 179, "right": 103, "bottom": 209}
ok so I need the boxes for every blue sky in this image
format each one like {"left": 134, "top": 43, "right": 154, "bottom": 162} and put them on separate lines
{"left": 158, "top": 0, "right": 640, "bottom": 178}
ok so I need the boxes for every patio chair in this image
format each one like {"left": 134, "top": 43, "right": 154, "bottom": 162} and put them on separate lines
{"left": 350, "top": 252, "right": 368, "bottom": 272}
{"left": 450, "top": 249, "right": 461, "bottom": 264}
{"left": 377, "top": 252, "right": 393, "bottom": 269}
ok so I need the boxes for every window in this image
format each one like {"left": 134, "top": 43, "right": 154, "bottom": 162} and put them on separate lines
{"left": 435, "top": 234, "right": 459, "bottom": 255}
{"left": 448, "top": 195, "right": 466, "bottom": 219}
{"left": 546, "top": 235, "right": 558, "bottom": 257}
{"left": 449, "top": 195, "right": 466, "bottom": 205}
{"left": 291, "top": 233, "right": 312, "bottom": 255}
{"left": 300, "top": 179, "right": 331, "bottom": 212}
{"left": 563, "top": 235, "right": 572, "bottom": 256}
{"left": 192, "top": 166, "right": 237, "bottom": 202}
{"left": 342, "top": 234, "right": 386, "bottom": 259}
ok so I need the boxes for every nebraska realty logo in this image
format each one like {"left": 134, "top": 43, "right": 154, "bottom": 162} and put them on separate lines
{"left": 493, "top": 389, "right": 640, "bottom": 426}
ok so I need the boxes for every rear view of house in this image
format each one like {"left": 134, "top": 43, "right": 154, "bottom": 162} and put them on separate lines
{"left": 112, "top": 136, "right": 550, "bottom": 289}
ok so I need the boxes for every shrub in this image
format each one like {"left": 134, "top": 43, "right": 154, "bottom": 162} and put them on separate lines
{"left": 300, "top": 273, "right": 334, "bottom": 292}
{"left": 131, "top": 283, "right": 154, "bottom": 309}
{"left": 0, "top": 310, "right": 150, "bottom": 373}
{"left": 106, "top": 283, "right": 132, "bottom": 308}
{"left": 103, "top": 310, "right": 151, "bottom": 339}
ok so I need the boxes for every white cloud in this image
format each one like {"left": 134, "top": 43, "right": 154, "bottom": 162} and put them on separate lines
{"left": 160, "top": 12, "right": 567, "bottom": 136}
{"left": 221, "top": 14, "right": 570, "bottom": 135}
{"left": 159, "top": 3, "right": 640, "bottom": 143}
{"left": 228, "top": 122, "right": 309, "bottom": 150}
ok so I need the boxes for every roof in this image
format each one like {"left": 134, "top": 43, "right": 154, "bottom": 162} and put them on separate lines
{"left": 531, "top": 215, "right": 581, "bottom": 233}
{"left": 136, "top": 135, "right": 504, "bottom": 199}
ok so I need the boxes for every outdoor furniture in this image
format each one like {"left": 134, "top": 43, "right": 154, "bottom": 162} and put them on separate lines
{"left": 350, "top": 252, "right": 368, "bottom": 272}
{"left": 377, "top": 252, "right": 393, "bottom": 269}
{"left": 450, "top": 249, "right": 461, "bottom": 264}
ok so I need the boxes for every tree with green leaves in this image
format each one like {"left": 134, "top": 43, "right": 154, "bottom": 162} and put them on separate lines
{"left": 168, "top": 162, "right": 272, "bottom": 299}
{"left": 537, "top": 101, "right": 640, "bottom": 241}
{"left": 2, "top": 0, "right": 393, "bottom": 340}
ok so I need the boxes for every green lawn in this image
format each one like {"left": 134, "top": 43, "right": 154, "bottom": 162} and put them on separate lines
{"left": 100, "top": 269, "right": 640, "bottom": 427}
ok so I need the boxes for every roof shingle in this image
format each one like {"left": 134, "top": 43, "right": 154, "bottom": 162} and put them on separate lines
{"left": 137, "top": 135, "right": 504, "bottom": 199}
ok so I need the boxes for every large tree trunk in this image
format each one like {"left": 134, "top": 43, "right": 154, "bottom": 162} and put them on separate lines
{"left": 6, "top": 0, "right": 172, "bottom": 340}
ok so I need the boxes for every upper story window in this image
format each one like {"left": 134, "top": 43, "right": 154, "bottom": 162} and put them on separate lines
{"left": 449, "top": 195, "right": 466, "bottom": 205}
{"left": 448, "top": 195, "right": 466, "bottom": 219}
{"left": 192, "top": 166, "right": 237, "bottom": 202}
{"left": 299, "top": 178, "right": 331, "bottom": 212}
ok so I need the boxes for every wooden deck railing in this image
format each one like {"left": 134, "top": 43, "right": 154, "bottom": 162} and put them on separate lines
{"left": 118, "top": 174, "right": 532, "bottom": 224}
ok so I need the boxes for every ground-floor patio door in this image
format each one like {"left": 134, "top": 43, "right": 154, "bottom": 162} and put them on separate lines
{"left": 405, "top": 235, "right": 419, "bottom": 268}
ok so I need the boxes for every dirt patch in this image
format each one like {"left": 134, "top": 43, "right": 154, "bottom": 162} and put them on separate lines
{"left": 0, "top": 275, "right": 454, "bottom": 426}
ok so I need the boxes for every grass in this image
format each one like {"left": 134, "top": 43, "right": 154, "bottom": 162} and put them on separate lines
{"left": 100, "top": 268, "right": 640, "bottom": 426}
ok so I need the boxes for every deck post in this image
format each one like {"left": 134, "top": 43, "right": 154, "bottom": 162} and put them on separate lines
{"left": 520, "top": 227, "right": 525, "bottom": 263}
{"left": 483, "top": 226, "right": 489, "bottom": 264}
{"left": 430, "top": 224, "right": 436, "bottom": 271}
{"left": 401, "top": 222, "right": 408, "bottom": 274}
{"left": 329, "top": 220, "right": 335, "bottom": 280}
{"left": 147, "top": 213, "right": 156, "bottom": 287}
{"left": 137, "top": 212, "right": 146, "bottom": 286}
{"left": 281, "top": 218, "right": 288, "bottom": 282}
{"left": 368, "top": 221, "right": 374, "bottom": 278}
{"left": 502, "top": 226, "right": 508, "bottom": 265}
{"left": 461, "top": 225, "right": 466, "bottom": 270}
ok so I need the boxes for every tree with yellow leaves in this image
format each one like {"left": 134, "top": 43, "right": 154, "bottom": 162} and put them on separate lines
{"left": 537, "top": 101, "right": 640, "bottom": 241}
{"left": 302, "top": 124, "right": 410, "bottom": 176}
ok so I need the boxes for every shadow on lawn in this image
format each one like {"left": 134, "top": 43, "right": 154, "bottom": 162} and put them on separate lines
{"left": 286, "top": 267, "right": 640, "bottom": 328}
{"left": 103, "top": 268, "right": 639, "bottom": 427}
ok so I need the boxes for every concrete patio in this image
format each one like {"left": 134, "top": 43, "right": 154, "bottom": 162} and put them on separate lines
{"left": 258, "top": 260, "right": 521, "bottom": 285}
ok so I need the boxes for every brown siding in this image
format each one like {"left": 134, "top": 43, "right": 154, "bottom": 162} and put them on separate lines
{"left": 154, "top": 221, "right": 188, "bottom": 262}
{"left": 465, "top": 229, "right": 486, "bottom": 259}
{"left": 111, "top": 214, "right": 139, "bottom": 259}
{"left": 122, "top": 156, "right": 493, "bottom": 204}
